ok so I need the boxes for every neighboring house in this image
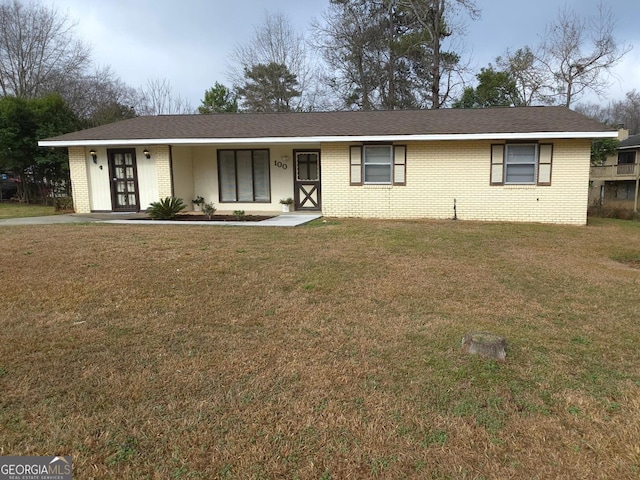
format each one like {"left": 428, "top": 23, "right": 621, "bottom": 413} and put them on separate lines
{"left": 589, "top": 131, "right": 640, "bottom": 212}
{"left": 39, "top": 106, "right": 615, "bottom": 225}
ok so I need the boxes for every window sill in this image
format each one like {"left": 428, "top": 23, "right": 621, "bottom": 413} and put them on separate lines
{"left": 363, "top": 184, "right": 393, "bottom": 189}
{"left": 503, "top": 184, "right": 537, "bottom": 189}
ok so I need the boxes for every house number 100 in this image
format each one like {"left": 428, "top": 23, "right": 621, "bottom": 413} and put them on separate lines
{"left": 274, "top": 160, "right": 288, "bottom": 169}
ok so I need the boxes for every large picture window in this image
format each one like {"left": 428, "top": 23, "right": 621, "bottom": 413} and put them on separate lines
{"left": 218, "top": 149, "right": 270, "bottom": 202}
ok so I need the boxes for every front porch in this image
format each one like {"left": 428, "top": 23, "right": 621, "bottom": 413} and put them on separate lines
{"left": 69, "top": 144, "right": 323, "bottom": 215}
{"left": 171, "top": 145, "right": 322, "bottom": 214}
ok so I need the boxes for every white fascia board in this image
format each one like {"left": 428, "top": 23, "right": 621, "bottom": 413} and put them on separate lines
{"left": 38, "top": 130, "right": 618, "bottom": 147}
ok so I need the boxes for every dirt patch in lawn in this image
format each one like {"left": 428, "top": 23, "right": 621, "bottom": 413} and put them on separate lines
{"left": 622, "top": 259, "right": 640, "bottom": 268}
{"left": 610, "top": 251, "right": 640, "bottom": 269}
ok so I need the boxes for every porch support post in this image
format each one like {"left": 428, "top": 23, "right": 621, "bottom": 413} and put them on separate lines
{"left": 634, "top": 174, "right": 639, "bottom": 213}
{"left": 154, "top": 145, "right": 173, "bottom": 199}
{"left": 68, "top": 146, "right": 92, "bottom": 213}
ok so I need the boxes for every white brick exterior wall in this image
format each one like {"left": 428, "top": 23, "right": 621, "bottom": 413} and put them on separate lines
{"left": 68, "top": 146, "right": 91, "bottom": 213}
{"left": 321, "top": 139, "right": 592, "bottom": 225}
{"left": 66, "top": 139, "right": 592, "bottom": 224}
{"left": 154, "top": 145, "right": 173, "bottom": 199}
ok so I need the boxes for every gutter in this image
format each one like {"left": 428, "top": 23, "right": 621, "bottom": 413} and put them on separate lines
{"left": 38, "top": 131, "right": 619, "bottom": 148}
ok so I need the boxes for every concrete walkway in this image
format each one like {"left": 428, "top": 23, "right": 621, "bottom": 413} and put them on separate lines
{"left": 0, "top": 214, "right": 98, "bottom": 226}
{"left": 0, "top": 212, "right": 322, "bottom": 227}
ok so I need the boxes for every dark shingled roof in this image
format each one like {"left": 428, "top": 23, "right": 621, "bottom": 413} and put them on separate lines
{"left": 619, "top": 133, "right": 640, "bottom": 149}
{"left": 42, "top": 106, "right": 614, "bottom": 144}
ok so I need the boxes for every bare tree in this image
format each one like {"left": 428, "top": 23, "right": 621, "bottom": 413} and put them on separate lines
{"left": 572, "top": 101, "right": 611, "bottom": 125}
{"left": 496, "top": 47, "right": 551, "bottom": 106}
{"left": 57, "top": 65, "right": 138, "bottom": 122}
{"left": 312, "top": 0, "right": 387, "bottom": 110}
{"left": 538, "top": 2, "right": 631, "bottom": 107}
{"left": 313, "top": 0, "right": 478, "bottom": 110}
{"left": 228, "top": 11, "right": 317, "bottom": 110}
{"left": 577, "top": 90, "right": 640, "bottom": 134}
{"left": 608, "top": 90, "right": 640, "bottom": 134}
{"left": 397, "top": 0, "right": 479, "bottom": 109}
{"left": 0, "top": 0, "right": 90, "bottom": 98}
{"left": 137, "top": 78, "right": 194, "bottom": 115}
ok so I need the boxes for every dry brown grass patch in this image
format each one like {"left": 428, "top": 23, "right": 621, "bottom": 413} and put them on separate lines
{"left": 1, "top": 219, "right": 639, "bottom": 478}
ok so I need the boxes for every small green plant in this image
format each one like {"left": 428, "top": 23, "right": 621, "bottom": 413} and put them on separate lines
{"left": 233, "top": 210, "right": 245, "bottom": 220}
{"left": 571, "top": 335, "right": 591, "bottom": 345}
{"left": 147, "top": 197, "right": 186, "bottom": 220}
{"left": 202, "top": 202, "right": 217, "bottom": 219}
{"left": 106, "top": 436, "right": 138, "bottom": 466}
{"left": 192, "top": 195, "right": 205, "bottom": 206}
{"left": 421, "top": 429, "right": 448, "bottom": 447}
{"left": 279, "top": 197, "right": 293, "bottom": 205}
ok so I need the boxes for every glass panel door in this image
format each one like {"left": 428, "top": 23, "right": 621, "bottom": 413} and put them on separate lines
{"left": 109, "top": 149, "right": 139, "bottom": 211}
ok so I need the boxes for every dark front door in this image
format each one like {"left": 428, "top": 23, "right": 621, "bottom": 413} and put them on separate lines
{"left": 108, "top": 149, "right": 140, "bottom": 212}
{"left": 294, "top": 150, "right": 321, "bottom": 211}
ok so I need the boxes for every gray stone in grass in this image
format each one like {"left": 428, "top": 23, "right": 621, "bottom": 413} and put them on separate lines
{"left": 461, "top": 332, "right": 507, "bottom": 360}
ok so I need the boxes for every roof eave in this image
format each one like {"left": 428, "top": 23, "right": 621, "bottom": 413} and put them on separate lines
{"left": 38, "top": 131, "right": 618, "bottom": 148}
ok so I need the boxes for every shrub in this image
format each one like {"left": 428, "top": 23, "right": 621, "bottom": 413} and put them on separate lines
{"left": 587, "top": 204, "right": 638, "bottom": 221}
{"left": 53, "top": 196, "right": 74, "bottom": 212}
{"left": 147, "top": 197, "right": 186, "bottom": 220}
{"left": 202, "top": 202, "right": 217, "bottom": 219}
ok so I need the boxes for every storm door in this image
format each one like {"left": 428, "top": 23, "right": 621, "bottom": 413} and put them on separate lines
{"left": 294, "top": 150, "right": 321, "bottom": 211}
{"left": 108, "top": 149, "right": 140, "bottom": 211}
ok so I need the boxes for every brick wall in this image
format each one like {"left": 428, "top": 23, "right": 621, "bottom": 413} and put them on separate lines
{"left": 321, "top": 139, "right": 592, "bottom": 225}
{"left": 154, "top": 145, "right": 173, "bottom": 198}
{"left": 68, "top": 146, "right": 91, "bottom": 213}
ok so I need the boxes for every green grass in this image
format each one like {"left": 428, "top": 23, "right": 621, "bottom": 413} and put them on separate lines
{"left": 1, "top": 218, "right": 639, "bottom": 478}
{"left": 0, "top": 202, "right": 58, "bottom": 218}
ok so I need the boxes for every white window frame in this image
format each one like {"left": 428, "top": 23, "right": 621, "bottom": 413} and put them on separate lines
{"left": 363, "top": 145, "right": 393, "bottom": 184}
{"left": 504, "top": 143, "right": 538, "bottom": 185}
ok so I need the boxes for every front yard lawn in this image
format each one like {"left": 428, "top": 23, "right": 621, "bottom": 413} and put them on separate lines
{"left": 0, "top": 202, "right": 57, "bottom": 219}
{"left": 1, "top": 218, "right": 639, "bottom": 478}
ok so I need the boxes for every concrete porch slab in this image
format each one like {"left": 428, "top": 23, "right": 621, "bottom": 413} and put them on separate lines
{"left": 0, "top": 212, "right": 322, "bottom": 227}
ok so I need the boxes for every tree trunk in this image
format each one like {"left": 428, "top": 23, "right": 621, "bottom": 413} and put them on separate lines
{"left": 430, "top": 0, "right": 445, "bottom": 109}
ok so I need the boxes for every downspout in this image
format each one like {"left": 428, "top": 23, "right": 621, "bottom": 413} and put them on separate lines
{"left": 169, "top": 145, "right": 175, "bottom": 197}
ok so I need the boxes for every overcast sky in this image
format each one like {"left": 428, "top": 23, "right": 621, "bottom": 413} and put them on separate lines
{"left": 48, "top": 0, "right": 640, "bottom": 109}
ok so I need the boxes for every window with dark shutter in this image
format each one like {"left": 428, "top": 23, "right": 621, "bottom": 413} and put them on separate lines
{"left": 490, "top": 144, "right": 505, "bottom": 185}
